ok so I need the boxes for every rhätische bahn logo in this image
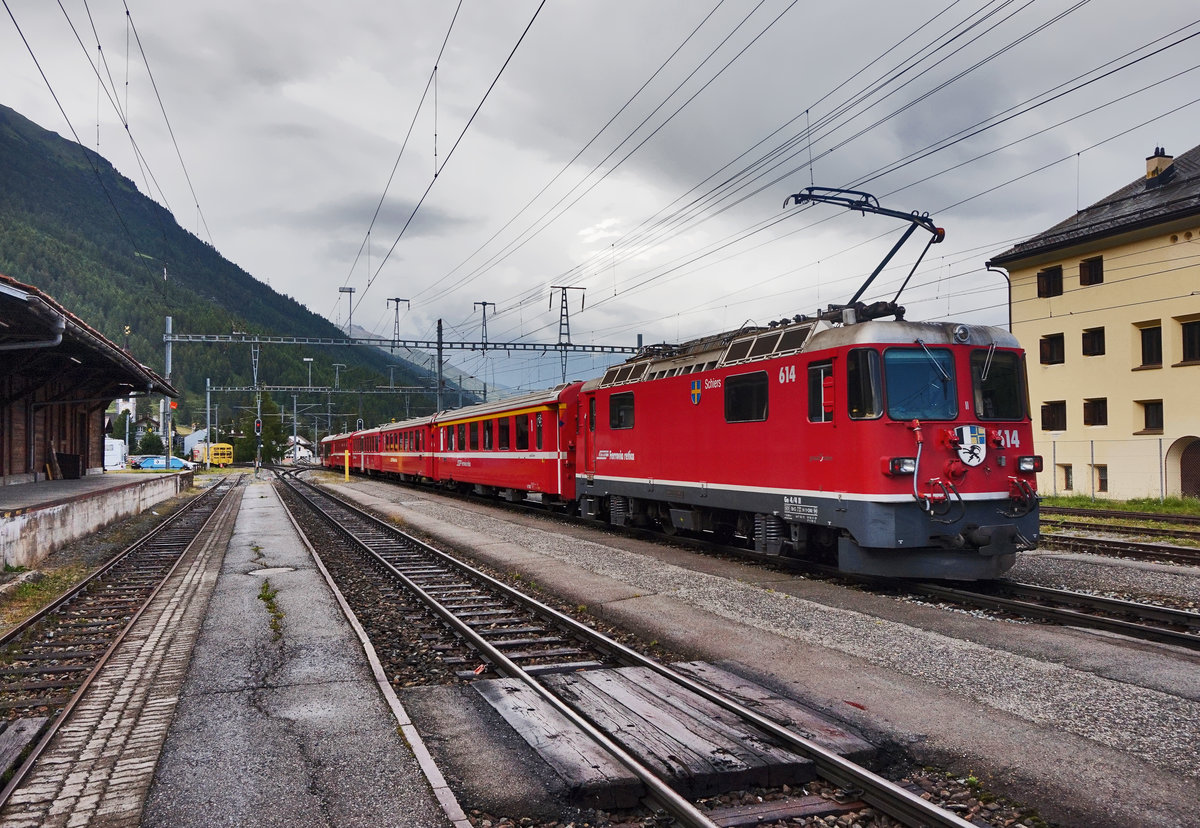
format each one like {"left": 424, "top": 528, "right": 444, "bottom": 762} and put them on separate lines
{"left": 954, "top": 424, "right": 987, "bottom": 467}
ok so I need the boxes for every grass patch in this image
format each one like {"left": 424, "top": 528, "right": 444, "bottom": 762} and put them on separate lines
{"left": 1041, "top": 494, "right": 1200, "bottom": 516}
{"left": 257, "top": 579, "right": 285, "bottom": 640}
{"left": 0, "top": 565, "right": 91, "bottom": 633}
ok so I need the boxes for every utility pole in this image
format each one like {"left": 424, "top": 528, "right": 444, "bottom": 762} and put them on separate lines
{"left": 474, "top": 301, "right": 496, "bottom": 355}
{"left": 550, "top": 286, "right": 585, "bottom": 384}
{"left": 388, "top": 298, "right": 410, "bottom": 352}
{"left": 252, "top": 343, "right": 261, "bottom": 471}
{"left": 436, "top": 319, "right": 444, "bottom": 412}
{"left": 338, "top": 286, "right": 356, "bottom": 336}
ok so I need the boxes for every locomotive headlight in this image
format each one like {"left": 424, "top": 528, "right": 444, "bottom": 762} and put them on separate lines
{"left": 885, "top": 457, "right": 917, "bottom": 476}
{"left": 1017, "top": 455, "right": 1043, "bottom": 473}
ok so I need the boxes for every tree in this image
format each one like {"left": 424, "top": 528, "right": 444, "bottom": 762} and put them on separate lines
{"left": 138, "top": 431, "right": 164, "bottom": 455}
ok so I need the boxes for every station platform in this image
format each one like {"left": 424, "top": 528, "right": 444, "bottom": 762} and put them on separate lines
{"left": 0, "top": 471, "right": 192, "bottom": 569}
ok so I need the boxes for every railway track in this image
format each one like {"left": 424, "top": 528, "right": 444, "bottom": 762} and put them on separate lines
{"left": 0, "top": 474, "right": 243, "bottom": 800}
{"left": 903, "top": 580, "right": 1200, "bottom": 651}
{"left": 1038, "top": 531, "right": 1200, "bottom": 566}
{"left": 277, "top": 474, "right": 977, "bottom": 828}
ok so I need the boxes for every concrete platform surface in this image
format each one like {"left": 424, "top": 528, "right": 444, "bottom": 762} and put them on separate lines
{"left": 0, "top": 470, "right": 192, "bottom": 568}
{"left": 141, "top": 479, "right": 457, "bottom": 828}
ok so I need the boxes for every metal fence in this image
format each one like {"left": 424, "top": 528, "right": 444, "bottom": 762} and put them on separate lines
{"left": 1039, "top": 436, "right": 1200, "bottom": 501}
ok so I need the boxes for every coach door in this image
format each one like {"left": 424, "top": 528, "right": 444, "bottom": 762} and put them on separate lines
{"left": 582, "top": 395, "right": 596, "bottom": 477}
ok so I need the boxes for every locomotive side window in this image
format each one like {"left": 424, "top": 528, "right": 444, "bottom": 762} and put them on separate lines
{"left": 610, "top": 392, "right": 635, "bottom": 429}
{"left": 516, "top": 415, "right": 530, "bottom": 450}
{"left": 971, "top": 349, "right": 1025, "bottom": 420}
{"left": 884, "top": 348, "right": 957, "bottom": 420}
{"left": 589, "top": 397, "right": 596, "bottom": 432}
{"left": 724, "top": 372, "right": 768, "bottom": 422}
{"left": 536, "top": 412, "right": 544, "bottom": 450}
{"left": 846, "top": 349, "right": 882, "bottom": 419}
{"left": 807, "top": 361, "right": 833, "bottom": 423}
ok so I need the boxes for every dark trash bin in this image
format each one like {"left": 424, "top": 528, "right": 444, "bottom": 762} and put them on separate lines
{"left": 55, "top": 453, "right": 82, "bottom": 479}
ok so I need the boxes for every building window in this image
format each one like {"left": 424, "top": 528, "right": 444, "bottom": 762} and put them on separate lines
{"left": 1060, "top": 464, "right": 1073, "bottom": 491}
{"left": 1039, "top": 333, "right": 1064, "bottom": 365}
{"left": 1095, "top": 464, "right": 1108, "bottom": 493}
{"left": 1041, "top": 400, "right": 1066, "bottom": 431}
{"left": 1037, "top": 265, "right": 1063, "bottom": 297}
{"left": 1081, "top": 327, "right": 1105, "bottom": 356}
{"left": 1183, "top": 320, "right": 1200, "bottom": 363}
{"left": 1082, "top": 397, "right": 1107, "bottom": 426}
{"left": 1139, "top": 400, "right": 1164, "bottom": 433}
{"left": 1140, "top": 325, "right": 1162, "bottom": 367}
{"left": 1079, "top": 256, "right": 1103, "bottom": 286}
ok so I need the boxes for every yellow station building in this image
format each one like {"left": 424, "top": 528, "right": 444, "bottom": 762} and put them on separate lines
{"left": 988, "top": 145, "right": 1200, "bottom": 500}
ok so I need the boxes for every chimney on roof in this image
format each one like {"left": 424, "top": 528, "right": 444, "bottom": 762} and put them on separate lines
{"left": 1147, "top": 146, "right": 1173, "bottom": 179}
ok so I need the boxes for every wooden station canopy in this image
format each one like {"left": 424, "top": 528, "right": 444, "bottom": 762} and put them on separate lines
{"left": 1, "top": 273, "right": 175, "bottom": 483}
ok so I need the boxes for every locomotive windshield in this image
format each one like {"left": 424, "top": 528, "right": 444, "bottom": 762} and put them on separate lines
{"left": 884, "top": 347, "right": 957, "bottom": 420}
{"left": 971, "top": 348, "right": 1025, "bottom": 419}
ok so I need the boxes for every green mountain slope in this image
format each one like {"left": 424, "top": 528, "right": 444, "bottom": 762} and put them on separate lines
{"left": 0, "top": 102, "right": 442, "bottom": 432}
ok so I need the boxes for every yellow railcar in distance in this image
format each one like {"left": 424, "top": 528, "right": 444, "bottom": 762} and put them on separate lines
{"left": 192, "top": 442, "right": 234, "bottom": 467}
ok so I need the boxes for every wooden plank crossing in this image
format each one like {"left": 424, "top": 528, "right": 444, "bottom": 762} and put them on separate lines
{"left": 474, "top": 662, "right": 874, "bottom": 804}
{"left": 473, "top": 679, "right": 643, "bottom": 809}
{"left": 0, "top": 717, "right": 48, "bottom": 780}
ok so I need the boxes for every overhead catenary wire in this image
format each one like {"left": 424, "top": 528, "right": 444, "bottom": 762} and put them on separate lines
{"left": 352, "top": 0, "right": 548, "bottom": 320}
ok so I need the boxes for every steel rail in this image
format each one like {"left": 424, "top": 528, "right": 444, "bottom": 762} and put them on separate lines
{"left": 0, "top": 475, "right": 243, "bottom": 807}
{"left": 1041, "top": 518, "right": 1200, "bottom": 542}
{"left": 1039, "top": 533, "right": 1200, "bottom": 566}
{"left": 909, "top": 581, "right": 1200, "bottom": 651}
{"left": 285, "top": 477, "right": 976, "bottom": 828}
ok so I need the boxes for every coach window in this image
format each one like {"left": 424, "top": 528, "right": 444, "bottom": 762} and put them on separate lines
{"left": 884, "top": 347, "right": 957, "bottom": 420}
{"left": 469, "top": 421, "right": 479, "bottom": 450}
{"left": 535, "top": 412, "right": 545, "bottom": 450}
{"left": 807, "top": 361, "right": 833, "bottom": 423}
{"left": 846, "top": 349, "right": 882, "bottom": 419}
{"left": 483, "top": 419, "right": 493, "bottom": 450}
{"left": 610, "top": 392, "right": 635, "bottom": 429}
{"left": 516, "top": 414, "right": 530, "bottom": 450}
{"left": 457, "top": 423, "right": 466, "bottom": 451}
{"left": 724, "top": 372, "right": 768, "bottom": 422}
{"left": 971, "top": 349, "right": 1024, "bottom": 420}
{"left": 498, "top": 417, "right": 511, "bottom": 450}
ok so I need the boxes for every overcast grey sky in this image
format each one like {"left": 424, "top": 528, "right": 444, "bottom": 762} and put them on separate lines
{"left": 3, "top": 0, "right": 1198, "bottom": 390}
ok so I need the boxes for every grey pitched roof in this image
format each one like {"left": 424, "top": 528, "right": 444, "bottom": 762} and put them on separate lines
{"left": 0, "top": 272, "right": 177, "bottom": 397}
{"left": 988, "top": 144, "right": 1200, "bottom": 266}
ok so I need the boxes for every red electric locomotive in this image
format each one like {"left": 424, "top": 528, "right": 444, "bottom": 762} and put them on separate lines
{"left": 576, "top": 317, "right": 1039, "bottom": 579}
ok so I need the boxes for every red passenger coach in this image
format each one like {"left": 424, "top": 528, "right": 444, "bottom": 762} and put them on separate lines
{"left": 429, "top": 384, "right": 581, "bottom": 503}
{"left": 577, "top": 318, "right": 1040, "bottom": 579}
